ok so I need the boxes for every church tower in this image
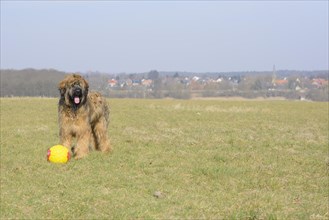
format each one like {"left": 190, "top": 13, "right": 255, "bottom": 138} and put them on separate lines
{"left": 271, "top": 65, "right": 277, "bottom": 87}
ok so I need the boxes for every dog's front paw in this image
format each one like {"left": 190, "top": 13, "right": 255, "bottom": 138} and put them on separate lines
{"left": 74, "top": 152, "right": 88, "bottom": 160}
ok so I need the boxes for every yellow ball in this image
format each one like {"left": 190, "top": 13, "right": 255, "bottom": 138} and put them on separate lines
{"left": 47, "top": 145, "right": 71, "bottom": 163}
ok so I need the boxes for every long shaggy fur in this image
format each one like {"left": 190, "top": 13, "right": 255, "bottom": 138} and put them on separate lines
{"left": 58, "top": 74, "right": 111, "bottom": 159}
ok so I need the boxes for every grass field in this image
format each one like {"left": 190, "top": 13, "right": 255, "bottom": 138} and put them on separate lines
{"left": 0, "top": 98, "right": 328, "bottom": 219}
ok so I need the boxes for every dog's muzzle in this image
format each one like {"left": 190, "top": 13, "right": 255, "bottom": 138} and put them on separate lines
{"left": 72, "top": 86, "right": 82, "bottom": 104}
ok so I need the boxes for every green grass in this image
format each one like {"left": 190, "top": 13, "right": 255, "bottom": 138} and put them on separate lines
{"left": 1, "top": 98, "right": 328, "bottom": 219}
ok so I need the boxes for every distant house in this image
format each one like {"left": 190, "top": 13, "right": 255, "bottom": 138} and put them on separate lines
{"left": 141, "top": 79, "right": 153, "bottom": 87}
{"left": 132, "top": 79, "right": 141, "bottom": 86}
{"left": 274, "top": 79, "right": 288, "bottom": 86}
{"left": 216, "top": 78, "right": 223, "bottom": 83}
{"left": 108, "top": 79, "right": 118, "bottom": 87}
{"left": 192, "top": 76, "right": 200, "bottom": 82}
{"left": 312, "top": 78, "right": 328, "bottom": 88}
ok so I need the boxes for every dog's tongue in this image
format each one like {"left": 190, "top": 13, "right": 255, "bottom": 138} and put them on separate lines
{"left": 74, "top": 97, "right": 80, "bottom": 104}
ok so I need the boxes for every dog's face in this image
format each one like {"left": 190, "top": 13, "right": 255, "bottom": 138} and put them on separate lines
{"left": 58, "top": 74, "right": 89, "bottom": 109}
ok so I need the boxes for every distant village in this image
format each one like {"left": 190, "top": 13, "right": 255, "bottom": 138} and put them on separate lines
{"left": 86, "top": 69, "right": 328, "bottom": 101}
{"left": 105, "top": 73, "right": 328, "bottom": 91}
{"left": 1, "top": 68, "right": 328, "bottom": 101}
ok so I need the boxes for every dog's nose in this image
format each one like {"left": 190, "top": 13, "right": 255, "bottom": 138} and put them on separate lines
{"left": 73, "top": 87, "right": 82, "bottom": 96}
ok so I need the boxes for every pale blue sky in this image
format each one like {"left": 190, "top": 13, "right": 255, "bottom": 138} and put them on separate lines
{"left": 1, "top": 1, "right": 328, "bottom": 73}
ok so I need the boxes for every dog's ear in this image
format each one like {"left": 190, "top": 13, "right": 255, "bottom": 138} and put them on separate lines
{"left": 59, "top": 88, "right": 66, "bottom": 96}
{"left": 82, "top": 77, "right": 89, "bottom": 91}
{"left": 58, "top": 79, "right": 66, "bottom": 96}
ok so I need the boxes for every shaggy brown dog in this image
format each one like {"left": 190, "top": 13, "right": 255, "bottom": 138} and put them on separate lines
{"left": 58, "top": 74, "right": 111, "bottom": 159}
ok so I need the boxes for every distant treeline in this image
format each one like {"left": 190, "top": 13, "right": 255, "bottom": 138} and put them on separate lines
{"left": 1, "top": 69, "right": 66, "bottom": 97}
{"left": 1, "top": 68, "right": 328, "bottom": 101}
